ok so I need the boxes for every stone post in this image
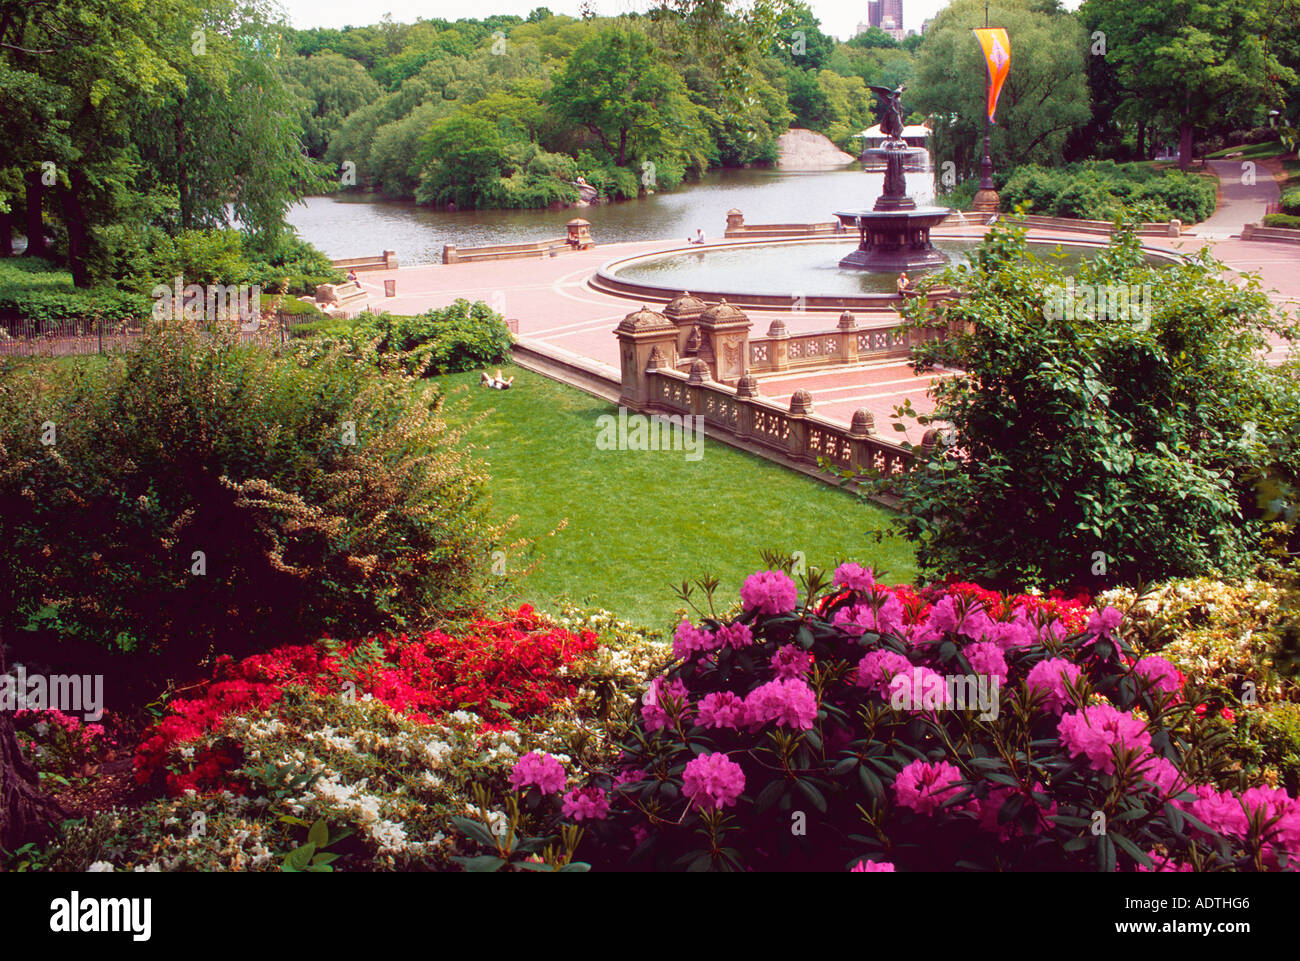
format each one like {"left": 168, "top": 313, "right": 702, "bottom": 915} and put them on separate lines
{"left": 787, "top": 389, "right": 814, "bottom": 462}
{"left": 697, "top": 299, "right": 752, "bottom": 385}
{"left": 726, "top": 208, "right": 745, "bottom": 236}
{"left": 765, "top": 318, "right": 790, "bottom": 372}
{"left": 615, "top": 306, "right": 678, "bottom": 411}
{"left": 1168, "top": 219, "right": 1181, "bottom": 237}
{"left": 686, "top": 359, "right": 710, "bottom": 420}
{"left": 848, "top": 408, "right": 875, "bottom": 472}
{"left": 735, "top": 374, "right": 760, "bottom": 441}
{"left": 664, "top": 291, "right": 706, "bottom": 360}
{"left": 442, "top": 244, "right": 458, "bottom": 265}
{"left": 838, "top": 310, "right": 859, "bottom": 365}
{"left": 383, "top": 250, "right": 399, "bottom": 269}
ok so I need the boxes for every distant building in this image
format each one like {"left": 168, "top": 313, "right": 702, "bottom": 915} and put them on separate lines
{"left": 880, "top": 0, "right": 905, "bottom": 41}
{"left": 921, "top": 18, "right": 933, "bottom": 35}
{"left": 866, "top": 0, "right": 881, "bottom": 28}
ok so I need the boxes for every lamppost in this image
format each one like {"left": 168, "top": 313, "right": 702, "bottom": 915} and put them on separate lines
{"left": 971, "top": 3, "right": 1005, "bottom": 217}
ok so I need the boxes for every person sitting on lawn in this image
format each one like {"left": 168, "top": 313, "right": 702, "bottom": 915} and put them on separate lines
{"left": 480, "top": 369, "right": 514, "bottom": 390}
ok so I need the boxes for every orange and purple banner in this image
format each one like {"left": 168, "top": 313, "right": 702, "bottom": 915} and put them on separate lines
{"left": 973, "top": 27, "right": 1011, "bottom": 123}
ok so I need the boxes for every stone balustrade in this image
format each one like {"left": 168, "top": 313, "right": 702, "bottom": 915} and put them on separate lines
{"left": 331, "top": 251, "right": 398, "bottom": 272}
{"left": 615, "top": 300, "right": 918, "bottom": 475}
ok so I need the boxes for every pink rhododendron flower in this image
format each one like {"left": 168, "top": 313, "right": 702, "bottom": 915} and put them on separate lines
{"left": 1085, "top": 606, "right": 1124, "bottom": 644}
{"left": 740, "top": 570, "right": 799, "bottom": 615}
{"left": 697, "top": 691, "right": 747, "bottom": 730}
{"left": 745, "top": 678, "right": 819, "bottom": 730}
{"left": 888, "top": 666, "right": 952, "bottom": 712}
{"left": 914, "top": 595, "right": 994, "bottom": 644}
{"left": 964, "top": 641, "right": 1009, "bottom": 684}
{"left": 770, "top": 644, "right": 814, "bottom": 679}
{"left": 672, "top": 619, "right": 718, "bottom": 659}
{"left": 986, "top": 619, "right": 1035, "bottom": 652}
{"left": 1182, "top": 784, "right": 1249, "bottom": 838}
{"left": 682, "top": 752, "right": 746, "bottom": 809}
{"left": 1136, "top": 755, "right": 1190, "bottom": 800}
{"left": 1133, "top": 656, "right": 1183, "bottom": 697}
{"left": 971, "top": 783, "right": 1056, "bottom": 839}
{"left": 833, "top": 595, "right": 906, "bottom": 637}
{"left": 561, "top": 786, "right": 611, "bottom": 821}
{"left": 850, "top": 860, "right": 896, "bottom": 872}
{"left": 1056, "top": 704, "right": 1152, "bottom": 775}
{"left": 856, "top": 649, "right": 912, "bottom": 695}
{"left": 641, "top": 677, "right": 691, "bottom": 731}
{"left": 1025, "top": 658, "right": 1082, "bottom": 714}
{"left": 833, "top": 563, "right": 876, "bottom": 593}
{"left": 510, "top": 751, "right": 567, "bottom": 795}
{"left": 715, "top": 621, "right": 754, "bottom": 649}
{"left": 893, "top": 759, "right": 963, "bottom": 816}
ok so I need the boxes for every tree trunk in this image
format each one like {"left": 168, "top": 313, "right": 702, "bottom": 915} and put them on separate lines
{"left": 0, "top": 632, "right": 66, "bottom": 851}
{"left": 1136, "top": 120, "right": 1146, "bottom": 161}
{"left": 1178, "top": 122, "right": 1194, "bottom": 172}
{"left": 23, "top": 169, "right": 45, "bottom": 259}
{"left": 0, "top": 211, "right": 12, "bottom": 257}
{"left": 618, "top": 128, "right": 628, "bottom": 168}
{"left": 58, "top": 169, "right": 92, "bottom": 288}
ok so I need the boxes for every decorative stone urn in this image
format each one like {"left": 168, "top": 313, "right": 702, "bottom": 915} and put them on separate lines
{"left": 664, "top": 290, "right": 707, "bottom": 359}
{"left": 566, "top": 219, "right": 593, "bottom": 249}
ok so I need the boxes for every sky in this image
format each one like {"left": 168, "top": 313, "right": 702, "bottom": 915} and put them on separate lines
{"left": 274, "top": 0, "right": 1084, "bottom": 42}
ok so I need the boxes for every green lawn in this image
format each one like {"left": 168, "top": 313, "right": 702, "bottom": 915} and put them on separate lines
{"left": 433, "top": 365, "right": 917, "bottom": 630}
{"left": 1205, "top": 140, "right": 1288, "bottom": 160}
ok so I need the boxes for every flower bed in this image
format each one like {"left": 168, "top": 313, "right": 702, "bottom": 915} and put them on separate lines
{"left": 464, "top": 567, "right": 1300, "bottom": 872}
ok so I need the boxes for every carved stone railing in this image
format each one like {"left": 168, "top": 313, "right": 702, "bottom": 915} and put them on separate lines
{"left": 643, "top": 363, "right": 912, "bottom": 475}
{"left": 747, "top": 312, "right": 948, "bottom": 373}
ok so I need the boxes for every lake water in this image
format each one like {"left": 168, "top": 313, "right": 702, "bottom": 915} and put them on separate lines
{"left": 285, "top": 165, "right": 937, "bottom": 267}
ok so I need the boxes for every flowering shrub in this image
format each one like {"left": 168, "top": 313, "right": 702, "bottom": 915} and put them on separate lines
{"left": 13, "top": 710, "right": 116, "bottom": 784}
{"left": 133, "top": 606, "right": 599, "bottom": 794}
{"left": 555, "top": 563, "right": 1300, "bottom": 872}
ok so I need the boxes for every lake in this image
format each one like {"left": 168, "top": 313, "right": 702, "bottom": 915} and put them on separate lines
{"left": 286, "top": 165, "right": 938, "bottom": 267}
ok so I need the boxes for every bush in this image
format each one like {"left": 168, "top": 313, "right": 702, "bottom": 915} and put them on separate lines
{"left": 474, "top": 565, "right": 1300, "bottom": 872}
{"left": 0, "top": 258, "right": 151, "bottom": 326}
{"left": 1281, "top": 189, "right": 1300, "bottom": 216}
{"left": 849, "top": 217, "right": 1297, "bottom": 590}
{"left": 1264, "top": 213, "right": 1300, "bottom": 229}
{"left": 296, "top": 299, "right": 513, "bottom": 376}
{"left": 999, "top": 162, "right": 1216, "bottom": 223}
{"left": 0, "top": 322, "right": 499, "bottom": 685}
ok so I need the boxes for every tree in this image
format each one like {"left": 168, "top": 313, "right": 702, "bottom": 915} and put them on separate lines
{"left": 860, "top": 217, "right": 1297, "bottom": 589}
{"left": 415, "top": 113, "right": 509, "bottom": 207}
{"left": 548, "top": 27, "right": 706, "bottom": 168}
{"left": 849, "top": 27, "right": 899, "bottom": 50}
{"left": 1082, "top": 0, "right": 1298, "bottom": 170}
{"left": 283, "top": 51, "right": 382, "bottom": 157}
{"left": 910, "top": 0, "right": 1091, "bottom": 180}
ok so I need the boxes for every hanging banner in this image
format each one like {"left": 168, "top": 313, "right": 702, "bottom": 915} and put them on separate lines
{"left": 973, "top": 27, "right": 1011, "bottom": 123}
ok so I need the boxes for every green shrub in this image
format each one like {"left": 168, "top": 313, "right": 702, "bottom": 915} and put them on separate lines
{"left": 0, "top": 322, "right": 499, "bottom": 685}
{"left": 0, "top": 259, "right": 152, "bottom": 325}
{"left": 297, "top": 299, "right": 512, "bottom": 377}
{"left": 1264, "top": 213, "right": 1300, "bottom": 229}
{"left": 851, "top": 217, "right": 1297, "bottom": 590}
{"left": 998, "top": 163, "right": 1215, "bottom": 223}
{"left": 1281, "top": 188, "right": 1300, "bottom": 216}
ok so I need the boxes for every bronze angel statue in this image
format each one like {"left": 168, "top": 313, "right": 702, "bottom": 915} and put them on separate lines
{"left": 867, "top": 84, "right": 907, "bottom": 140}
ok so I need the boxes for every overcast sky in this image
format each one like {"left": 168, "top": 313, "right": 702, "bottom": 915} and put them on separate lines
{"left": 274, "top": 0, "right": 1084, "bottom": 42}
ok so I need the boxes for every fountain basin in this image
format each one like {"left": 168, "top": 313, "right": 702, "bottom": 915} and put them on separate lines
{"left": 834, "top": 206, "right": 953, "bottom": 270}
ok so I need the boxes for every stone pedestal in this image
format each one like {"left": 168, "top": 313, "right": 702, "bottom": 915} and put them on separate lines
{"left": 697, "top": 299, "right": 751, "bottom": 385}
{"left": 971, "top": 190, "right": 1000, "bottom": 217}
{"left": 615, "top": 306, "right": 678, "bottom": 410}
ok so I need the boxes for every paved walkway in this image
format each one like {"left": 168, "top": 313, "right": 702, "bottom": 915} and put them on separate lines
{"left": 348, "top": 210, "right": 1297, "bottom": 445}
{"left": 1194, "top": 159, "right": 1282, "bottom": 240}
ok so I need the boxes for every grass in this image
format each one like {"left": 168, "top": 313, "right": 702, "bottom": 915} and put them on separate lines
{"left": 432, "top": 365, "right": 917, "bottom": 630}
{"left": 1205, "top": 140, "right": 1290, "bottom": 160}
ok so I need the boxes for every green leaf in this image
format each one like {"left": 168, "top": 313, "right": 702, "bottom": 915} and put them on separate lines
{"left": 456, "top": 855, "right": 507, "bottom": 873}
{"left": 307, "top": 819, "right": 329, "bottom": 849}
{"left": 796, "top": 779, "right": 828, "bottom": 814}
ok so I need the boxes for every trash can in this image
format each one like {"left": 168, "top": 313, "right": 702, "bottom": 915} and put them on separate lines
{"left": 384, "top": 279, "right": 396, "bottom": 297}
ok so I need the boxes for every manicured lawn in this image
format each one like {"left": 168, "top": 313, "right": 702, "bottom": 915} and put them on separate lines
{"left": 1205, "top": 140, "right": 1288, "bottom": 160}
{"left": 433, "top": 365, "right": 917, "bottom": 629}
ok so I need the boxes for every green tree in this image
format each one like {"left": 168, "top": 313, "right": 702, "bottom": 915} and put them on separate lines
{"left": 548, "top": 27, "right": 707, "bottom": 169}
{"left": 1082, "top": 0, "right": 1297, "bottom": 170}
{"left": 283, "top": 51, "right": 382, "bottom": 157}
{"left": 911, "top": 0, "right": 1091, "bottom": 180}
{"left": 415, "top": 113, "right": 509, "bottom": 207}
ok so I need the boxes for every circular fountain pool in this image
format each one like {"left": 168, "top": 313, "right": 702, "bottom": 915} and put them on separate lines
{"left": 593, "top": 237, "right": 1181, "bottom": 310}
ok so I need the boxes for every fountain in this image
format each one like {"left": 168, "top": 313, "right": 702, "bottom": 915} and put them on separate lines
{"left": 834, "top": 85, "right": 951, "bottom": 271}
